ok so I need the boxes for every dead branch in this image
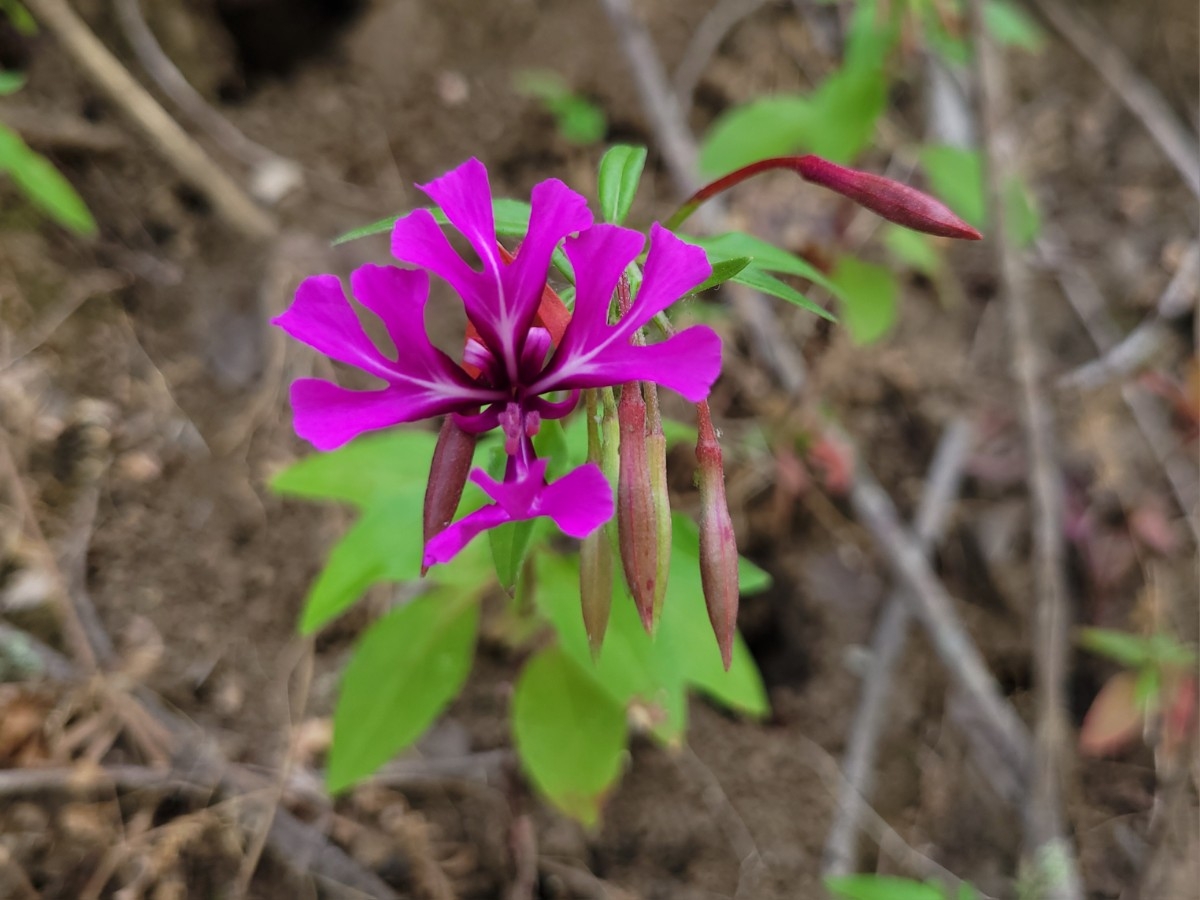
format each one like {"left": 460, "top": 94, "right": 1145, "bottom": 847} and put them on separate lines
{"left": 673, "top": 0, "right": 770, "bottom": 116}
{"left": 21, "top": 0, "right": 277, "bottom": 240}
{"left": 1039, "top": 233, "right": 1200, "bottom": 543}
{"left": 111, "top": 0, "right": 302, "bottom": 205}
{"left": 967, "top": 2, "right": 1083, "bottom": 895}
{"left": 823, "top": 418, "right": 974, "bottom": 877}
{"left": 1031, "top": 0, "right": 1200, "bottom": 199}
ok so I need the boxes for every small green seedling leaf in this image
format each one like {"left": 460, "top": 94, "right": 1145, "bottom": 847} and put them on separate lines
{"left": 327, "top": 590, "right": 479, "bottom": 792}
{"left": 1077, "top": 627, "right": 1155, "bottom": 668}
{"left": 0, "top": 124, "right": 97, "bottom": 235}
{"left": 825, "top": 874, "right": 949, "bottom": 900}
{"left": 984, "top": 0, "right": 1047, "bottom": 53}
{"left": 597, "top": 144, "right": 647, "bottom": 224}
{"left": 830, "top": 256, "right": 898, "bottom": 345}
{"left": 515, "top": 70, "right": 606, "bottom": 145}
{"left": 512, "top": 645, "right": 629, "bottom": 825}
{"left": 0, "top": 70, "right": 26, "bottom": 95}
{"left": 0, "top": 0, "right": 36, "bottom": 35}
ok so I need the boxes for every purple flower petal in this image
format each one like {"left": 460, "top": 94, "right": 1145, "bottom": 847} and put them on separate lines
{"left": 614, "top": 224, "right": 712, "bottom": 338}
{"left": 423, "top": 461, "right": 613, "bottom": 567}
{"left": 289, "top": 378, "right": 483, "bottom": 451}
{"left": 273, "top": 274, "right": 395, "bottom": 381}
{"left": 541, "top": 325, "right": 722, "bottom": 402}
{"left": 557, "top": 224, "right": 645, "bottom": 356}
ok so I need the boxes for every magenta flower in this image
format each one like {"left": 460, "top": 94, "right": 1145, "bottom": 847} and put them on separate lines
{"left": 273, "top": 158, "right": 721, "bottom": 565}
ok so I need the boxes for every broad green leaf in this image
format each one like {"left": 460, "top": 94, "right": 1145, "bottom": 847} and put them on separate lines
{"left": 0, "top": 70, "right": 25, "bottom": 95}
{"left": 512, "top": 645, "right": 628, "bottom": 824}
{"left": 803, "top": 51, "right": 889, "bottom": 164}
{"left": 328, "top": 591, "right": 479, "bottom": 792}
{"left": 0, "top": 124, "right": 96, "bottom": 235}
{"left": 884, "top": 225, "right": 941, "bottom": 276}
{"left": 699, "top": 96, "right": 815, "bottom": 177}
{"left": 300, "top": 501, "right": 425, "bottom": 632}
{"left": 824, "top": 874, "right": 947, "bottom": 900}
{"left": 597, "top": 145, "right": 647, "bottom": 224}
{"left": 919, "top": 145, "right": 985, "bottom": 228}
{"left": 271, "top": 430, "right": 437, "bottom": 508}
{"left": 830, "top": 256, "right": 898, "bottom": 345}
{"left": 984, "top": 0, "right": 1047, "bottom": 53}
{"left": 731, "top": 264, "right": 835, "bottom": 321}
{"left": 1077, "top": 627, "right": 1155, "bottom": 668}
{"left": 693, "top": 256, "right": 751, "bottom": 293}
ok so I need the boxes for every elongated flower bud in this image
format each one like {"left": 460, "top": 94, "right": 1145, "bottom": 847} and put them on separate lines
{"left": 422, "top": 417, "right": 477, "bottom": 575}
{"left": 695, "top": 401, "right": 738, "bottom": 670}
{"left": 794, "top": 155, "right": 982, "bottom": 240}
{"left": 644, "top": 383, "right": 672, "bottom": 629}
{"left": 580, "top": 390, "right": 613, "bottom": 655}
{"left": 617, "top": 382, "right": 658, "bottom": 632}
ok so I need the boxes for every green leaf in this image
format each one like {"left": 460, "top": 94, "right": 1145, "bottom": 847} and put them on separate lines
{"left": 514, "top": 70, "right": 606, "bottom": 145}
{"left": 332, "top": 197, "right": 534, "bottom": 246}
{"left": 490, "top": 520, "right": 536, "bottom": 593}
{"left": 694, "top": 256, "right": 751, "bottom": 293}
{"left": 686, "top": 231, "right": 842, "bottom": 296}
{"left": 732, "top": 264, "right": 835, "bottom": 320}
{"left": 0, "top": 0, "right": 36, "bottom": 35}
{"left": 1003, "top": 177, "right": 1041, "bottom": 247}
{"left": 830, "top": 256, "right": 898, "bottom": 345}
{"left": 0, "top": 124, "right": 97, "bottom": 235}
{"left": 512, "top": 645, "right": 628, "bottom": 825}
{"left": 919, "top": 145, "right": 986, "bottom": 228}
{"left": 884, "top": 225, "right": 941, "bottom": 276}
{"left": 984, "top": 0, "right": 1047, "bottom": 53}
{"left": 824, "top": 874, "right": 947, "bottom": 900}
{"left": 1078, "top": 627, "right": 1155, "bottom": 668}
{"left": 597, "top": 145, "right": 647, "bottom": 224}
{"left": 271, "top": 430, "right": 437, "bottom": 507}
{"left": 0, "top": 70, "right": 26, "bottom": 95}
{"left": 328, "top": 591, "right": 479, "bottom": 792}
{"left": 699, "top": 96, "right": 815, "bottom": 178}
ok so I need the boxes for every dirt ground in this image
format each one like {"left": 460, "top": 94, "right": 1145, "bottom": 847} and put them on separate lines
{"left": 1, "top": 0, "right": 1197, "bottom": 898}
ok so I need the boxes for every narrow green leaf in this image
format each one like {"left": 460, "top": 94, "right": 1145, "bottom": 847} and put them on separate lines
{"left": 984, "top": 0, "right": 1047, "bottom": 53}
{"left": 489, "top": 520, "right": 536, "bottom": 593}
{"left": 730, "top": 265, "right": 835, "bottom": 320}
{"left": 1003, "top": 177, "right": 1041, "bottom": 247}
{"left": 830, "top": 256, "right": 899, "bottom": 345}
{"left": 0, "top": 124, "right": 96, "bottom": 235}
{"left": 512, "top": 645, "right": 629, "bottom": 825}
{"left": 332, "top": 198, "right": 534, "bottom": 246}
{"left": 824, "top": 874, "right": 947, "bottom": 900}
{"left": 0, "top": 70, "right": 26, "bottom": 95}
{"left": 597, "top": 145, "right": 648, "bottom": 224}
{"left": 694, "top": 256, "right": 751, "bottom": 293}
{"left": 0, "top": 0, "right": 36, "bottom": 35}
{"left": 328, "top": 592, "right": 479, "bottom": 792}
{"left": 1077, "top": 627, "right": 1155, "bottom": 668}
{"left": 686, "top": 231, "right": 842, "bottom": 296}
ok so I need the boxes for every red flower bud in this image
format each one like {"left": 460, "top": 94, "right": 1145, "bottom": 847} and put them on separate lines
{"left": 795, "top": 155, "right": 982, "bottom": 241}
{"left": 617, "top": 382, "right": 659, "bottom": 633}
{"left": 695, "top": 401, "right": 738, "bottom": 670}
{"left": 422, "top": 417, "right": 477, "bottom": 575}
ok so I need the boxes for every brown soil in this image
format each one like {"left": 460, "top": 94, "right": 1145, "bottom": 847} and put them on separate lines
{"left": 1, "top": 0, "right": 1196, "bottom": 898}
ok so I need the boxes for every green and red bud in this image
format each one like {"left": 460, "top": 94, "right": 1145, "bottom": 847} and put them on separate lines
{"left": 617, "top": 382, "right": 659, "bottom": 632}
{"left": 422, "top": 417, "right": 478, "bottom": 575}
{"left": 665, "top": 154, "right": 982, "bottom": 242}
{"left": 644, "top": 382, "right": 672, "bottom": 629}
{"left": 580, "top": 389, "right": 614, "bottom": 655}
{"left": 695, "top": 401, "right": 738, "bottom": 670}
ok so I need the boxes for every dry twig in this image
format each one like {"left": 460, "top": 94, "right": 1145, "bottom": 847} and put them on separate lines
{"left": 823, "top": 418, "right": 974, "bottom": 877}
{"left": 967, "top": 3, "right": 1082, "bottom": 895}
{"left": 1031, "top": 0, "right": 1200, "bottom": 199}
{"left": 673, "top": 0, "right": 770, "bottom": 115}
{"left": 22, "top": 0, "right": 277, "bottom": 240}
